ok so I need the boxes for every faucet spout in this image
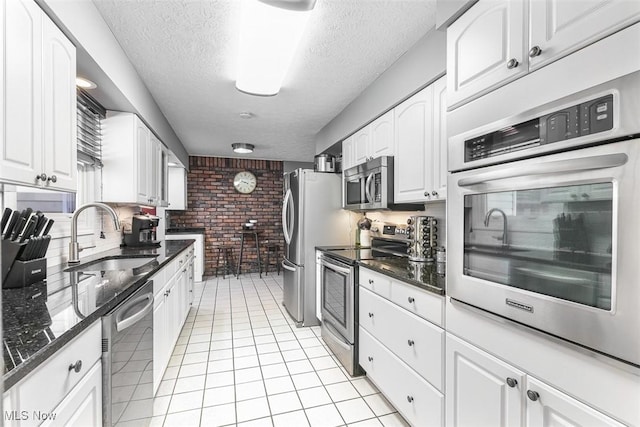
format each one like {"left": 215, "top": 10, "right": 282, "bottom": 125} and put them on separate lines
{"left": 68, "top": 202, "right": 120, "bottom": 264}
{"left": 484, "top": 208, "right": 508, "bottom": 248}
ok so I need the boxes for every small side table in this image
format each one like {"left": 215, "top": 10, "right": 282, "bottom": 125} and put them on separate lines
{"left": 236, "top": 230, "right": 262, "bottom": 278}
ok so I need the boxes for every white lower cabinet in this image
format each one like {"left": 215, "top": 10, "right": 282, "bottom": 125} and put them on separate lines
{"left": 446, "top": 333, "right": 625, "bottom": 427}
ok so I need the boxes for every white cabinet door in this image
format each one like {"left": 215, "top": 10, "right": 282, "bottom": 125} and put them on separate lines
{"left": 43, "top": 361, "right": 102, "bottom": 427}
{"left": 529, "top": 0, "right": 640, "bottom": 71}
{"left": 394, "top": 85, "right": 433, "bottom": 203}
{"left": 525, "top": 377, "right": 625, "bottom": 427}
{"left": 431, "top": 76, "right": 447, "bottom": 200}
{"left": 136, "top": 120, "right": 151, "bottom": 204}
{"left": 42, "top": 15, "right": 76, "bottom": 192}
{"left": 1, "top": 0, "right": 42, "bottom": 186}
{"left": 168, "top": 166, "right": 187, "bottom": 210}
{"left": 446, "top": 334, "right": 525, "bottom": 427}
{"left": 353, "top": 127, "right": 371, "bottom": 166}
{"left": 370, "top": 110, "right": 394, "bottom": 159}
{"left": 447, "top": 0, "right": 527, "bottom": 109}
{"left": 341, "top": 135, "right": 355, "bottom": 171}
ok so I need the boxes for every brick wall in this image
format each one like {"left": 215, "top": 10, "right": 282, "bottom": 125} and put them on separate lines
{"left": 168, "top": 156, "right": 284, "bottom": 276}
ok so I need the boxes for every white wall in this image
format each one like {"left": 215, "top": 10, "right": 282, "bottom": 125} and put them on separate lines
{"left": 36, "top": 0, "right": 189, "bottom": 168}
{"left": 315, "top": 29, "right": 447, "bottom": 154}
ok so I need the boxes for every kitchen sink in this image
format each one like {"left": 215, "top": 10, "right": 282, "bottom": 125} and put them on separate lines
{"left": 65, "top": 255, "right": 158, "bottom": 272}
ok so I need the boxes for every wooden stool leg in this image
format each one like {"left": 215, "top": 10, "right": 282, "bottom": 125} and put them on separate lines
{"left": 255, "top": 233, "right": 262, "bottom": 278}
{"left": 237, "top": 235, "right": 245, "bottom": 278}
{"left": 265, "top": 248, "right": 270, "bottom": 276}
{"left": 215, "top": 248, "right": 221, "bottom": 277}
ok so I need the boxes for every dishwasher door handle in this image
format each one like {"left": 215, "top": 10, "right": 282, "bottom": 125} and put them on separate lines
{"left": 116, "top": 292, "right": 154, "bottom": 332}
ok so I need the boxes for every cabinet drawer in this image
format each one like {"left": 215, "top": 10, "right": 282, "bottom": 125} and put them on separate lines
{"left": 359, "top": 268, "right": 391, "bottom": 298}
{"left": 360, "top": 287, "right": 444, "bottom": 391}
{"left": 5, "top": 321, "right": 101, "bottom": 425}
{"left": 390, "top": 279, "right": 444, "bottom": 327}
{"left": 360, "top": 328, "right": 444, "bottom": 427}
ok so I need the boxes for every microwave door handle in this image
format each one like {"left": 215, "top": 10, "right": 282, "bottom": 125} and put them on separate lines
{"left": 365, "top": 173, "right": 374, "bottom": 202}
{"left": 282, "top": 189, "right": 293, "bottom": 244}
{"left": 457, "top": 153, "right": 628, "bottom": 187}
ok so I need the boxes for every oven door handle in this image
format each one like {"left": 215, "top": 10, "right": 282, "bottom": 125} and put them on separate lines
{"left": 513, "top": 267, "right": 592, "bottom": 285}
{"left": 320, "top": 257, "right": 353, "bottom": 275}
{"left": 457, "top": 153, "right": 627, "bottom": 187}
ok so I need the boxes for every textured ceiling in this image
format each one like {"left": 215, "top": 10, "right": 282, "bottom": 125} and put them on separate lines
{"left": 91, "top": 0, "right": 437, "bottom": 161}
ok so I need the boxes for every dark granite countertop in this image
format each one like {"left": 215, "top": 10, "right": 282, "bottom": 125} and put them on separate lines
{"left": 166, "top": 227, "right": 206, "bottom": 234}
{"left": 2, "top": 239, "right": 194, "bottom": 389}
{"left": 358, "top": 258, "right": 445, "bottom": 296}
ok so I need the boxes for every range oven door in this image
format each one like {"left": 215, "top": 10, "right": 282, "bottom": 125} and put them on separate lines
{"left": 448, "top": 138, "right": 640, "bottom": 366}
{"left": 320, "top": 255, "right": 355, "bottom": 343}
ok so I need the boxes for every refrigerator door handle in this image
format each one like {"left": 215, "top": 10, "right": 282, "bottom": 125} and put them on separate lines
{"left": 281, "top": 259, "right": 297, "bottom": 272}
{"left": 282, "top": 189, "right": 294, "bottom": 244}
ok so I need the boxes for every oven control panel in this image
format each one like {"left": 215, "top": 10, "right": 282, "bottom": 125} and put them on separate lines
{"left": 465, "top": 94, "right": 614, "bottom": 162}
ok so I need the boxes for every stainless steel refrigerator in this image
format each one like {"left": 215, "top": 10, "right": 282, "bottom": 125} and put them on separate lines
{"left": 282, "top": 169, "right": 350, "bottom": 327}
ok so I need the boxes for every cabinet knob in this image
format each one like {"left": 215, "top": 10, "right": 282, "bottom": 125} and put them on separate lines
{"left": 36, "top": 173, "right": 48, "bottom": 182}
{"left": 368, "top": 279, "right": 374, "bottom": 284}
{"left": 423, "top": 191, "right": 429, "bottom": 197}
{"left": 507, "top": 58, "right": 519, "bottom": 69}
{"left": 407, "top": 297, "right": 415, "bottom": 303}
{"left": 506, "top": 377, "right": 518, "bottom": 388}
{"left": 529, "top": 45, "right": 542, "bottom": 58}
{"left": 368, "top": 312, "right": 374, "bottom": 318}
{"left": 47, "top": 175, "right": 57, "bottom": 183}
{"left": 368, "top": 356, "right": 373, "bottom": 362}
{"left": 407, "top": 396, "right": 414, "bottom": 403}
{"left": 68, "top": 360, "right": 83, "bottom": 373}
{"left": 407, "top": 339, "right": 415, "bottom": 346}
{"left": 527, "top": 390, "right": 540, "bottom": 401}
{"left": 431, "top": 191, "right": 438, "bottom": 196}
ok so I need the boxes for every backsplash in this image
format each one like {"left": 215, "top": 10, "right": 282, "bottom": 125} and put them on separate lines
{"left": 168, "top": 156, "right": 285, "bottom": 276}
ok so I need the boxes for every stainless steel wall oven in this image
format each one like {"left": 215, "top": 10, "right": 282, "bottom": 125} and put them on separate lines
{"left": 448, "top": 69, "right": 640, "bottom": 367}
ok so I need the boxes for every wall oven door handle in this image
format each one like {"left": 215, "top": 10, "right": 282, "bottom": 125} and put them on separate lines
{"left": 282, "top": 189, "right": 293, "bottom": 244}
{"left": 364, "top": 173, "right": 374, "bottom": 203}
{"left": 457, "top": 153, "right": 628, "bottom": 187}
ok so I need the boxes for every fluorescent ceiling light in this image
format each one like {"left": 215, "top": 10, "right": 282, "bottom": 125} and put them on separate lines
{"left": 232, "top": 143, "right": 255, "bottom": 154}
{"left": 236, "top": 0, "right": 315, "bottom": 96}
{"left": 76, "top": 77, "right": 97, "bottom": 89}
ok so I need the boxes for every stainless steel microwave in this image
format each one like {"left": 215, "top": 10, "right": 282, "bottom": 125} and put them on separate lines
{"left": 342, "top": 156, "right": 420, "bottom": 211}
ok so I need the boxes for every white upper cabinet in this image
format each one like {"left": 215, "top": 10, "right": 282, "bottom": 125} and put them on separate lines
{"left": 102, "top": 112, "right": 165, "bottom": 206}
{"left": 431, "top": 76, "right": 448, "bottom": 200}
{"left": 341, "top": 135, "right": 355, "bottom": 171}
{"left": 353, "top": 126, "right": 371, "bottom": 166}
{"left": 168, "top": 166, "right": 187, "bottom": 210}
{"left": 370, "top": 110, "right": 395, "bottom": 159}
{"left": 394, "top": 85, "right": 433, "bottom": 203}
{"left": 448, "top": 0, "right": 640, "bottom": 109}
{"left": 528, "top": 0, "right": 640, "bottom": 71}
{"left": 1, "top": 0, "right": 76, "bottom": 191}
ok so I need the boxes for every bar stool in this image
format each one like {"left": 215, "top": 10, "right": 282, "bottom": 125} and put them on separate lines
{"left": 214, "top": 245, "right": 236, "bottom": 279}
{"left": 236, "top": 230, "right": 262, "bottom": 278}
{"left": 263, "top": 241, "right": 280, "bottom": 275}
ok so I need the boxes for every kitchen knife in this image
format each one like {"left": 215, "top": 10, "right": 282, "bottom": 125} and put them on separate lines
{"left": 33, "top": 214, "right": 48, "bottom": 236}
{"left": 41, "top": 219, "right": 54, "bottom": 236}
{"left": 19, "top": 217, "right": 37, "bottom": 243}
{"left": 3, "top": 211, "right": 18, "bottom": 239}
{"left": 1, "top": 208, "right": 12, "bottom": 231}
{"left": 38, "top": 236, "right": 51, "bottom": 258}
{"left": 19, "top": 238, "right": 35, "bottom": 261}
{"left": 11, "top": 217, "right": 27, "bottom": 241}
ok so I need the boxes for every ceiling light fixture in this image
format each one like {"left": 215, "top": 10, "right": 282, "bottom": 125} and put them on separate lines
{"left": 232, "top": 143, "right": 255, "bottom": 154}
{"left": 76, "top": 77, "right": 97, "bottom": 89}
{"left": 236, "top": 0, "right": 316, "bottom": 96}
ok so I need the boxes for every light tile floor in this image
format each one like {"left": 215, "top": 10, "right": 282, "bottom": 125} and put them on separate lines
{"left": 151, "top": 273, "right": 410, "bottom": 427}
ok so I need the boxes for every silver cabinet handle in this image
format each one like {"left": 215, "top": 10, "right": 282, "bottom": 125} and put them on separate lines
{"left": 68, "top": 360, "right": 82, "bottom": 373}
{"left": 507, "top": 58, "right": 519, "bottom": 69}
{"left": 407, "top": 339, "right": 415, "bottom": 346}
{"left": 47, "top": 175, "right": 57, "bottom": 183}
{"left": 506, "top": 377, "right": 518, "bottom": 388}
{"left": 368, "top": 312, "right": 374, "bottom": 318}
{"left": 527, "top": 390, "right": 540, "bottom": 401}
{"left": 368, "top": 279, "right": 374, "bottom": 284}
{"left": 407, "top": 396, "right": 414, "bottom": 403}
{"left": 36, "top": 173, "right": 48, "bottom": 182}
{"left": 368, "top": 356, "right": 373, "bottom": 362}
{"left": 407, "top": 297, "right": 415, "bottom": 303}
{"left": 529, "top": 45, "right": 542, "bottom": 57}
{"left": 431, "top": 190, "right": 438, "bottom": 196}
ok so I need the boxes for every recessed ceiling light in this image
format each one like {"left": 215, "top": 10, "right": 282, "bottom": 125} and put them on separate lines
{"left": 232, "top": 143, "right": 255, "bottom": 154}
{"left": 239, "top": 112, "right": 253, "bottom": 119}
{"left": 76, "top": 77, "right": 97, "bottom": 89}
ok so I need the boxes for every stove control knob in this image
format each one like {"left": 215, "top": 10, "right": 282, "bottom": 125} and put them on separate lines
{"left": 407, "top": 218, "right": 413, "bottom": 225}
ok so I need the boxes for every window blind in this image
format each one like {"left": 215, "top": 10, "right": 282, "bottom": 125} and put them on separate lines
{"left": 76, "top": 88, "right": 106, "bottom": 167}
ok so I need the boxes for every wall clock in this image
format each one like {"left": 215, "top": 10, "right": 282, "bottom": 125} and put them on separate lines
{"left": 233, "top": 171, "right": 257, "bottom": 194}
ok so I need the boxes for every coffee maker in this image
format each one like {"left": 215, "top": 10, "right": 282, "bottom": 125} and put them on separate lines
{"left": 122, "top": 214, "right": 160, "bottom": 247}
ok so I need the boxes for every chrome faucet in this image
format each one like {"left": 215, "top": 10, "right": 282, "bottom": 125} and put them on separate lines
{"left": 484, "top": 208, "right": 508, "bottom": 248}
{"left": 68, "top": 202, "right": 120, "bottom": 264}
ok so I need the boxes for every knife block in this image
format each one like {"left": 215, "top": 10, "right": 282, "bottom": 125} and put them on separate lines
{"left": 1, "top": 239, "right": 46, "bottom": 288}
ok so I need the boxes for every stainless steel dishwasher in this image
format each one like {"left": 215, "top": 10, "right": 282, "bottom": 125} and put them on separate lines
{"left": 102, "top": 280, "right": 154, "bottom": 427}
